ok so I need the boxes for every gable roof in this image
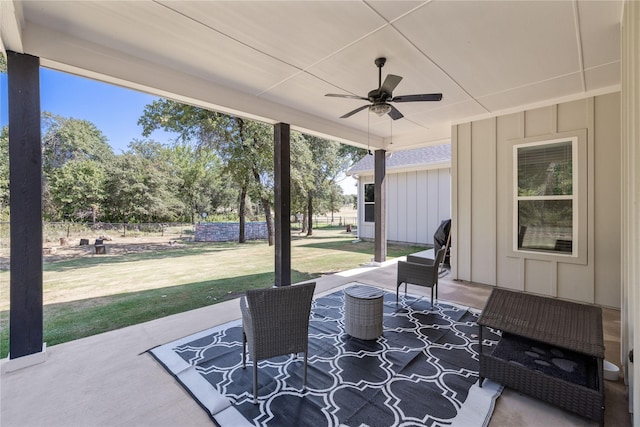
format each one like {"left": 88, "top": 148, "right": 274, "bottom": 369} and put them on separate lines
{"left": 347, "top": 144, "right": 451, "bottom": 176}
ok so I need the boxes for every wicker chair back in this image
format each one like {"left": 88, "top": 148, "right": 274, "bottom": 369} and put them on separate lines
{"left": 240, "top": 282, "right": 316, "bottom": 402}
{"left": 396, "top": 247, "right": 446, "bottom": 306}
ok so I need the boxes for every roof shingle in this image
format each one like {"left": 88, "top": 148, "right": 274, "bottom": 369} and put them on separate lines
{"left": 348, "top": 144, "right": 451, "bottom": 175}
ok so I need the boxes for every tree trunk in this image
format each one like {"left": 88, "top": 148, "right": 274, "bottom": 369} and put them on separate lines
{"left": 306, "top": 195, "right": 313, "bottom": 236}
{"left": 239, "top": 185, "right": 247, "bottom": 243}
{"left": 330, "top": 194, "right": 334, "bottom": 223}
{"left": 249, "top": 165, "right": 274, "bottom": 246}
{"left": 261, "top": 197, "right": 274, "bottom": 246}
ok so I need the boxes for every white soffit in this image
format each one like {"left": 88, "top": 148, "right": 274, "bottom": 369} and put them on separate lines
{"left": 0, "top": 0, "right": 24, "bottom": 53}
{"left": 24, "top": 1, "right": 300, "bottom": 94}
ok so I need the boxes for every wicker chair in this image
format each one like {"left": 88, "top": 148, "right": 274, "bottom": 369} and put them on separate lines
{"left": 396, "top": 247, "right": 446, "bottom": 306}
{"left": 240, "top": 282, "right": 316, "bottom": 403}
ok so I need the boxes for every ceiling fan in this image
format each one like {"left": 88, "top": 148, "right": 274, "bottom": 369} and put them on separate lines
{"left": 325, "top": 57, "right": 443, "bottom": 120}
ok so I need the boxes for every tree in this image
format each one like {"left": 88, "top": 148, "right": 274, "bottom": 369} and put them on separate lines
{"left": 41, "top": 112, "right": 114, "bottom": 174}
{"left": 0, "top": 127, "right": 8, "bottom": 221}
{"left": 167, "top": 142, "right": 234, "bottom": 223}
{"left": 338, "top": 144, "right": 368, "bottom": 168}
{"left": 138, "top": 100, "right": 276, "bottom": 244}
{"left": 289, "top": 132, "right": 314, "bottom": 230}
{"left": 103, "top": 152, "right": 181, "bottom": 223}
{"left": 48, "top": 160, "right": 107, "bottom": 222}
{"left": 299, "top": 135, "right": 350, "bottom": 236}
{"left": 0, "top": 61, "right": 5, "bottom": 220}
{"left": 228, "top": 118, "right": 275, "bottom": 245}
{"left": 37, "top": 114, "right": 116, "bottom": 220}
{"left": 0, "top": 55, "right": 5, "bottom": 218}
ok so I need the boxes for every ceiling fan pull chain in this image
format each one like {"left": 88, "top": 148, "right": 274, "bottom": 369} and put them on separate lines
{"left": 367, "top": 112, "right": 373, "bottom": 156}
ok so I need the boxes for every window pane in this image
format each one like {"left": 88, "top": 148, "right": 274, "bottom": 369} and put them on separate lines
{"left": 518, "top": 200, "right": 572, "bottom": 253}
{"left": 364, "top": 204, "right": 375, "bottom": 222}
{"left": 518, "top": 141, "right": 572, "bottom": 196}
{"left": 364, "top": 184, "right": 375, "bottom": 203}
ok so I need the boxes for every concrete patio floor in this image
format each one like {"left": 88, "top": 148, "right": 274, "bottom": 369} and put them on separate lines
{"left": 0, "top": 260, "right": 630, "bottom": 426}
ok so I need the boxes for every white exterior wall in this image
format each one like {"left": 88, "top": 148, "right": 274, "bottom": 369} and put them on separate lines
{"left": 621, "top": 1, "right": 639, "bottom": 419}
{"left": 357, "top": 167, "right": 451, "bottom": 245}
{"left": 452, "top": 92, "right": 621, "bottom": 308}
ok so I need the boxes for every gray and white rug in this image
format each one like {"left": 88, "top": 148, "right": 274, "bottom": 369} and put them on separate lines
{"left": 150, "top": 284, "right": 502, "bottom": 427}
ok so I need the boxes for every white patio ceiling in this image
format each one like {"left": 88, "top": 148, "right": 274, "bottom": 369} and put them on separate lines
{"left": 0, "top": 0, "right": 623, "bottom": 151}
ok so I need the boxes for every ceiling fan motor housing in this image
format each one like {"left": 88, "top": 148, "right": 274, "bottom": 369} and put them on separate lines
{"left": 368, "top": 89, "right": 391, "bottom": 102}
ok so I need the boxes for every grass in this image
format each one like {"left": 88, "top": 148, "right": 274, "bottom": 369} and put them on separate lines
{"left": 0, "top": 226, "right": 424, "bottom": 358}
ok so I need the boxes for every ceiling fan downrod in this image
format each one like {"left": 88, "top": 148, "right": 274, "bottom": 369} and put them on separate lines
{"left": 375, "top": 57, "right": 386, "bottom": 89}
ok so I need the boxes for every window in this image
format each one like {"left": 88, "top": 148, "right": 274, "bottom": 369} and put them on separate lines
{"left": 364, "top": 183, "right": 375, "bottom": 222}
{"left": 514, "top": 137, "right": 577, "bottom": 255}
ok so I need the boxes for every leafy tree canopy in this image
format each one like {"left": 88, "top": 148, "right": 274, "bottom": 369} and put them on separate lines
{"left": 42, "top": 112, "right": 114, "bottom": 173}
{"left": 48, "top": 160, "right": 107, "bottom": 221}
{"left": 103, "top": 153, "right": 181, "bottom": 223}
{"left": 139, "top": 99, "right": 278, "bottom": 242}
{"left": 0, "top": 127, "right": 8, "bottom": 220}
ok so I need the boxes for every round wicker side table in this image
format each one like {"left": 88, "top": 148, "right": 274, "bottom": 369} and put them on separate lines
{"left": 344, "top": 285, "right": 384, "bottom": 340}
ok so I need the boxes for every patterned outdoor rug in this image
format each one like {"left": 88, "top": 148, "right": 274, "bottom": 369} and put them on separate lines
{"left": 149, "top": 284, "right": 502, "bottom": 427}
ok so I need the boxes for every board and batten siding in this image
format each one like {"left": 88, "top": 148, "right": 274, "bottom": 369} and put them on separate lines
{"left": 452, "top": 92, "right": 621, "bottom": 308}
{"left": 358, "top": 167, "right": 451, "bottom": 246}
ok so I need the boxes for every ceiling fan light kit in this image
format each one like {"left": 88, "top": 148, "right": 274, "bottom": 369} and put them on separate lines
{"left": 325, "top": 57, "right": 443, "bottom": 121}
{"left": 370, "top": 103, "right": 392, "bottom": 116}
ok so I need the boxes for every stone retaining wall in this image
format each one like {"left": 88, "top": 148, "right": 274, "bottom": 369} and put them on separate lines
{"left": 194, "top": 222, "right": 268, "bottom": 242}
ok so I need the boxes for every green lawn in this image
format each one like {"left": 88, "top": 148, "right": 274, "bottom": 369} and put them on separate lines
{"left": 0, "top": 227, "right": 424, "bottom": 358}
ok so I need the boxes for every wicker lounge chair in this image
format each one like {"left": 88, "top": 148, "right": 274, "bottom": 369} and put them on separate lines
{"left": 397, "top": 247, "right": 446, "bottom": 306}
{"left": 240, "top": 282, "right": 316, "bottom": 403}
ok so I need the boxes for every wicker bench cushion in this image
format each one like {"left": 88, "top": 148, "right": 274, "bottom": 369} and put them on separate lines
{"left": 492, "top": 332, "right": 598, "bottom": 390}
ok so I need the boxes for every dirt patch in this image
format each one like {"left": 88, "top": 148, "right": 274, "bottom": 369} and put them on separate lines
{"left": 0, "top": 236, "right": 190, "bottom": 270}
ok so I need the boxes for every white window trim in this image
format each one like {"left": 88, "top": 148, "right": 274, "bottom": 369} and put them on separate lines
{"left": 507, "top": 129, "right": 588, "bottom": 266}
{"left": 363, "top": 182, "right": 375, "bottom": 223}
{"left": 512, "top": 136, "right": 579, "bottom": 257}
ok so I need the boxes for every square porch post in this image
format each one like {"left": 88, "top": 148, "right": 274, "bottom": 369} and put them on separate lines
{"left": 274, "top": 123, "right": 291, "bottom": 287}
{"left": 374, "top": 149, "right": 386, "bottom": 262}
{"left": 7, "top": 51, "right": 44, "bottom": 360}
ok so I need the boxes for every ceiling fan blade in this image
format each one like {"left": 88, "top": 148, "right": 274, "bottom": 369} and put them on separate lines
{"left": 325, "top": 93, "right": 369, "bottom": 101}
{"left": 381, "top": 74, "right": 403, "bottom": 94}
{"left": 392, "top": 93, "right": 443, "bottom": 103}
{"left": 340, "top": 104, "right": 371, "bottom": 119}
{"left": 388, "top": 105, "right": 404, "bottom": 120}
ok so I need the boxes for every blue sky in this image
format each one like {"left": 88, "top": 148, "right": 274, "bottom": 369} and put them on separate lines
{"left": 1, "top": 67, "right": 357, "bottom": 194}
{"left": 0, "top": 67, "right": 177, "bottom": 153}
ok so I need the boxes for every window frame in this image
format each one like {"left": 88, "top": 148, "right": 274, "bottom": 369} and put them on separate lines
{"left": 507, "top": 129, "right": 588, "bottom": 266}
{"left": 363, "top": 182, "right": 375, "bottom": 223}
{"left": 513, "top": 136, "right": 578, "bottom": 257}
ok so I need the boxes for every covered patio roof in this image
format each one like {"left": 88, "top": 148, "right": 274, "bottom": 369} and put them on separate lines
{"left": 2, "top": 2, "right": 638, "bottom": 423}
{"left": 0, "top": 0, "right": 623, "bottom": 150}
